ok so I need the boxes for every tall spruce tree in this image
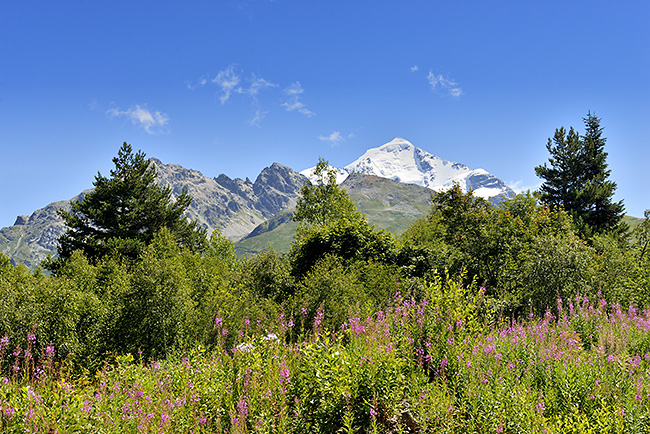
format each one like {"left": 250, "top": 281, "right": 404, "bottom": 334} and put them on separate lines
{"left": 535, "top": 112, "right": 626, "bottom": 236}
{"left": 46, "top": 142, "right": 206, "bottom": 271}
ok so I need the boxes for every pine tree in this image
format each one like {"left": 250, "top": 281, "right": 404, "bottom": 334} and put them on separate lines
{"left": 46, "top": 142, "right": 206, "bottom": 271}
{"left": 535, "top": 126, "right": 583, "bottom": 214}
{"left": 535, "top": 112, "right": 626, "bottom": 236}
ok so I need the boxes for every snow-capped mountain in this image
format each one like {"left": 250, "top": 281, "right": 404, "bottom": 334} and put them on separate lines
{"left": 302, "top": 137, "right": 515, "bottom": 201}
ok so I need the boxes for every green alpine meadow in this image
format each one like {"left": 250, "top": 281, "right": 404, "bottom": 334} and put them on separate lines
{"left": 1, "top": 114, "right": 650, "bottom": 433}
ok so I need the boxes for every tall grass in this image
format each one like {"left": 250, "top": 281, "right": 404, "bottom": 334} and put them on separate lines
{"left": 2, "top": 276, "right": 650, "bottom": 433}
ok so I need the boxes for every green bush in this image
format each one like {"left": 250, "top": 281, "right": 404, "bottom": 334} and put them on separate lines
{"left": 290, "top": 217, "right": 396, "bottom": 279}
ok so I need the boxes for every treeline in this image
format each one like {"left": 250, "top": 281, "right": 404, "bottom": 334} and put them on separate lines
{"left": 0, "top": 157, "right": 648, "bottom": 375}
{"left": 1, "top": 113, "right": 649, "bottom": 375}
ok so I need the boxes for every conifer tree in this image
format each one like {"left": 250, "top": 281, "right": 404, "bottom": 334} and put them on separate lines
{"left": 535, "top": 112, "right": 626, "bottom": 235}
{"left": 46, "top": 142, "right": 206, "bottom": 271}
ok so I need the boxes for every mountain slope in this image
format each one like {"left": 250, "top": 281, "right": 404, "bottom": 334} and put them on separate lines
{"left": 302, "top": 137, "right": 515, "bottom": 201}
{"left": 1, "top": 160, "right": 307, "bottom": 268}
{"left": 0, "top": 196, "right": 81, "bottom": 268}
{"left": 234, "top": 173, "right": 434, "bottom": 256}
{"left": 2, "top": 137, "right": 516, "bottom": 268}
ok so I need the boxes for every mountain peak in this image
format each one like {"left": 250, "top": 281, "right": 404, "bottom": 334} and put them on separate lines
{"left": 379, "top": 137, "right": 415, "bottom": 152}
{"left": 303, "top": 137, "right": 515, "bottom": 202}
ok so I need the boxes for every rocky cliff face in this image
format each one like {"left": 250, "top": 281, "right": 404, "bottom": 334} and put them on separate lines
{"left": 252, "top": 163, "right": 308, "bottom": 216}
{"left": 0, "top": 160, "right": 307, "bottom": 268}
{"left": 0, "top": 195, "right": 83, "bottom": 268}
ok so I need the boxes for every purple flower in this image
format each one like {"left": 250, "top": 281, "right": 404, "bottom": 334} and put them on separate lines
{"left": 279, "top": 366, "right": 290, "bottom": 384}
{"left": 314, "top": 307, "right": 325, "bottom": 329}
{"left": 237, "top": 396, "right": 249, "bottom": 418}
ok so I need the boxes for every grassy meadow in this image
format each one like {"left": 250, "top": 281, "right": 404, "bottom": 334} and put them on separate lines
{"left": 2, "top": 274, "right": 650, "bottom": 433}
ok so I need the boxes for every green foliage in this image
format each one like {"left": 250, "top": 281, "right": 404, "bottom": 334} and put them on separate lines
{"left": 535, "top": 112, "right": 626, "bottom": 236}
{"left": 113, "top": 229, "right": 195, "bottom": 358}
{"left": 0, "top": 251, "right": 104, "bottom": 367}
{"left": 292, "top": 255, "right": 369, "bottom": 333}
{"left": 237, "top": 249, "right": 294, "bottom": 303}
{"left": 0, "top": 225, "right": 243, "bottom": 371}
{"left": 632, "top": 209, "right": 650, "bottom": 262}
{"left": 289, "top": 158, "right": 397, "bottom": 281}
{"left": 290, "top": 217, "right": 396, "bottom": 278}
{"left": 293, "top": 157, "right": 362, "bottom": 228}
{"left": 398, "top": 186, "right": 609, "bottom": 314}
{"left": 3, "top": 261, "right": 650, "bottom": 433}
{"left": 289, "top": 334, "right": 405, "bottom": 433}
{"left": 47, "top": 142, "right": 206, "bottom": 272}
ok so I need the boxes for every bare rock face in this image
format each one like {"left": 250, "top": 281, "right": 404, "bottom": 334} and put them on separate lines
{"left": 0, "top": 195, "right": 83, "bottom": 268}
{"left": 14, "top": 216, "right": 28, "bottom": 226}
{"left": 253, "top": 163, "right": 308, "bottom": 216}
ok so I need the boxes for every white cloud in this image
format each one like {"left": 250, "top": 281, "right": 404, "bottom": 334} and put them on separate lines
{"left": 427, "top": 71, "right": 463, "bottom": 97}
{"left": 189, "top": 67, "right": 315, "bottom": 123}
{"left": 186, "top": 76, "right": 208, "bottom": 90}
{"left": 246, "top": 75, "right": 277, "bottom": 97}
{"left": 212, "top": 65, "right": 242, "bottom": 104}
{"left": 410, "top": 65, "right": 419, "bottom": 72}
{"left": 319, "top": 131, "right": 343, "bottom": 145}
{"left": 107, "top": 105, "right": 169, "bottom": 134}
{"left": 282, "top": 82, "right": 315, "bottom": 117}
{"left": 249, "top": 109, "right": 268, "bottom": 127}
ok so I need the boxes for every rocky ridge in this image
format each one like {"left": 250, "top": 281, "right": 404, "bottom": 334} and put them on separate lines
{"left": 0, "top": 160, "right": 307, "bottom": 268}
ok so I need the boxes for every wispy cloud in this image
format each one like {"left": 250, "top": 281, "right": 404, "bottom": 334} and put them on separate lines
{"left": 319, "top": 131, "right": 343, "bottom": 145}
{"left": 107, "top": 105, "right": 169, "bottom": 134}
{"left": 410, "top": 65, "right": 419, "bottom": 72}
{"left": 212, "top": 65, "right": 242, "bottom": 104}
{"left": 189, "top": 67, "right": 312, "bottom": 124}
{"left": 249, "top": 109, "right": 268, "bottom": 127}
{"left": 427, "top": 71, "right": 463, "bottom": 97}
{"left": 282, "top": 82, "right": 315, "bottom": 117}
{"left": 186, "top": 76, "right": 208, "bottom": 90}
{"left": 318, "top": 131, "right": 355, "bottom": 146}
{"left": 246, "top": 75, "right": 277, "bottom": 97}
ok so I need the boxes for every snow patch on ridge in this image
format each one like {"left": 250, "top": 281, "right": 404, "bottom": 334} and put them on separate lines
{"left": 302, "top": 137, "right": 515, "bottom": 201}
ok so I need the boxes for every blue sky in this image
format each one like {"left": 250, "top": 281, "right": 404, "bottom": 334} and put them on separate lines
{"left": 1, "top": 0, "right": 649, "bottom": 228}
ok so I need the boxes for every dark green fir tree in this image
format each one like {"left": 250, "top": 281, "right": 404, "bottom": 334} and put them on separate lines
{"left": 535, "top": 112, "right": 626, "bottom": 236}
{"left": 46, "top": 142, "right": 206, "bottom": 272}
